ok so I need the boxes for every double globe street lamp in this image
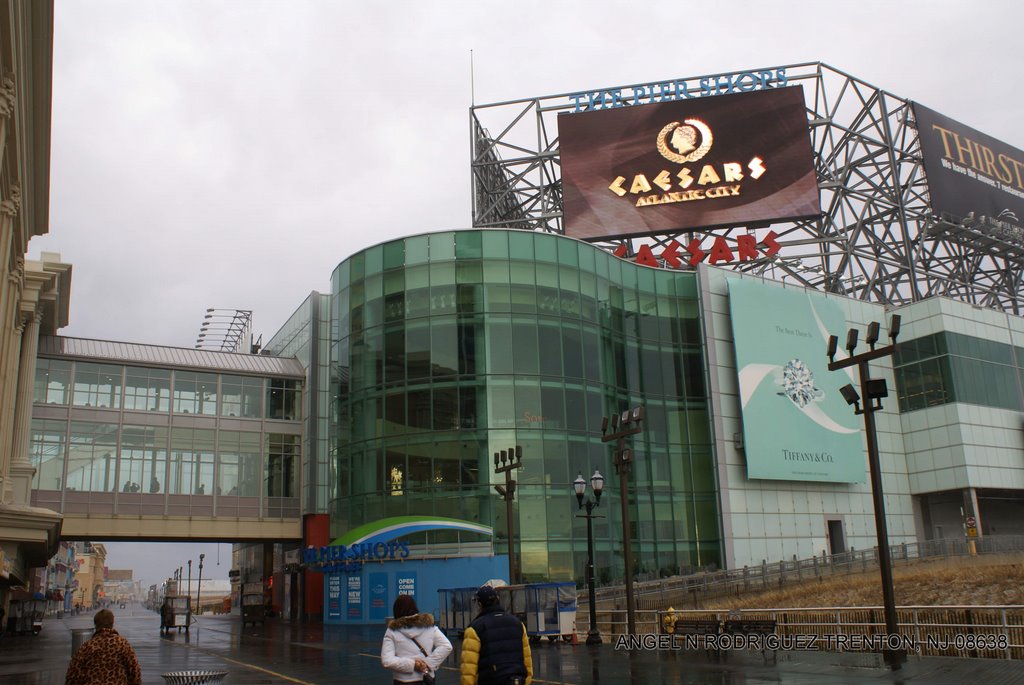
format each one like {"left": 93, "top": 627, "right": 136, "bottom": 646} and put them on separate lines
{"left": 573, "top": 469, "right": 605, "bottom": 645}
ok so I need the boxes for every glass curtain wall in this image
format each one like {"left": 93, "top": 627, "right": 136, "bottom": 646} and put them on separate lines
{"left": 31, "top": 362, "right": 302, "bottom": 518}
{"left": 330, "top": 230, "right": 720, "bottom": 584}
{"left": 895, "top": 331, "right": 1024, "bottom": 412}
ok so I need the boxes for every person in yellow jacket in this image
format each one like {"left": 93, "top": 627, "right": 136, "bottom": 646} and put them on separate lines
{"left": 459, "top": 585, "right": 533, "bottom": 685}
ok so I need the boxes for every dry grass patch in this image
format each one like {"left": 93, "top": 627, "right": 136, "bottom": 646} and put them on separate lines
{"left": 701, "top": 556, "right": 1024, "bottom": 609}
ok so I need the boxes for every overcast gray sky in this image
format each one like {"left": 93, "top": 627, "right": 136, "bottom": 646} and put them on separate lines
{"left": 34, "top": 0, "right": 1024, "bottom": 586}
{"left": 103, "top": 541, "right": 231, "bottom": 591}
{"left": 33, "top": 0, "right": 1024, "bottom": 347}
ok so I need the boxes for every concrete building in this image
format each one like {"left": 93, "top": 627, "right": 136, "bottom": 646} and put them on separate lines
{"left": 71, "top": 541, "right": 106, "bottom": 609}
{"left": 0, "top": 0, "right": 72, "bottom": 615}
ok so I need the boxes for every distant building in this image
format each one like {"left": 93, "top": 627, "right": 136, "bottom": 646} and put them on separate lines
{"left": 72, "top": 542, "right": 107, "bottom": 608}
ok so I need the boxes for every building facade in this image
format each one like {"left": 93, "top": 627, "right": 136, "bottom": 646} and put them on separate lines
{"left": 0, "top": 0, "right": 72, "bottom": 615}
{"left": 71, "top": 541, "right": 105, "bottom": 609}
{"left": 29, "top": 336, "right": 305, "bottom": 541}
{"left": 318, "top": 229, "right": 1024, "bottom": 602}
{"left": 330, "top": 229, "right": 720, "bottom": 584}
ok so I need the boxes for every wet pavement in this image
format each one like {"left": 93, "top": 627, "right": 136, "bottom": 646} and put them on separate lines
{"left": 1, "top": 603, "right": 1023, "bottom": 684}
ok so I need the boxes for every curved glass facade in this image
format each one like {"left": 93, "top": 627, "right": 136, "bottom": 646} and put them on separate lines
{"left": 330, "top": 230, "right": 721, "bottom": 583}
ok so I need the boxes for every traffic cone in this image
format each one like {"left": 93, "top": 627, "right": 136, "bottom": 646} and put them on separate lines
{"left": 571, "top": 632, "right": 578, "bottom": 645}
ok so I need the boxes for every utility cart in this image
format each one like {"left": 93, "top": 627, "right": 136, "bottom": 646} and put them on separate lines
{"left": 27, "top": 598, "right": 46, "bottom": 635}
{"left": 5, "top": 600, "right": 30, "bottom": 635}
{"left": 241, "top": 582, "right": 265, "bottom": 626}
{"left": 161, "top": 595, "right": 190, "bottom": 634}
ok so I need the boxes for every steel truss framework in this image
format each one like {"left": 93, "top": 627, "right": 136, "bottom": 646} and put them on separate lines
{"left": 471, "top": 62, "right": 1024, "bottom": 314}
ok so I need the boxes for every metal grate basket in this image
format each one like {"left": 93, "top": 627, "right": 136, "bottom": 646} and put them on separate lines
{"left": 160, "top": 670, "right": 229, "bottom": 684}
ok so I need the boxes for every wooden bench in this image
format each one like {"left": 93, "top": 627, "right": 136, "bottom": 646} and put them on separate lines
{"left": 723, "top": 619, "right": 778, "bottom": 663}
{"left": 673, "top": 619, "right": 721, "bottom": 657}
{"left": 673, "top": 618, "right": 721, "bottom": 636}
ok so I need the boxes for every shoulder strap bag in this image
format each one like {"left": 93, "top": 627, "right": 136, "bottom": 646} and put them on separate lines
{"left": 399, "top": 631, "right": 436, "bottom": 685}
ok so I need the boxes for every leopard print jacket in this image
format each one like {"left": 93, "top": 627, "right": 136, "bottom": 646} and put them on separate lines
{"left": 64, "top": 627, "right": 142, "bottom": 685}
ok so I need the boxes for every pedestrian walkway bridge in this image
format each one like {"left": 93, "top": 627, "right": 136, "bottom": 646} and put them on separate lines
{"left": 29, "top": 336, "right": 306, "bottom": 542}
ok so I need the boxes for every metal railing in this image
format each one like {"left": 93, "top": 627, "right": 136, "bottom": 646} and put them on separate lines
{"left": 587, "top": 535, "right": 1024, "bottom": 610}
{"left": 646, "top": 606, "right": 1024, "bottom": 660}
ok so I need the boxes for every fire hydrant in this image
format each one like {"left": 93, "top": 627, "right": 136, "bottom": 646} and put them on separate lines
{"left": 662, "top": 606, "right": 676, "bottom": 634}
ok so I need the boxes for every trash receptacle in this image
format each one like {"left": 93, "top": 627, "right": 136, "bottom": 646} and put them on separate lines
{"left": 70, "top": 628, "right": 93, "bottom": 656}
{"left": 160, "top": 670, "right": 228, "bottom": 684}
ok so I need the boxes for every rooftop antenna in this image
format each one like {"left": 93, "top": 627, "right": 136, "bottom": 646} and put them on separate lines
{"left": 470, "top": 48, "right": 475, "bottom": 106}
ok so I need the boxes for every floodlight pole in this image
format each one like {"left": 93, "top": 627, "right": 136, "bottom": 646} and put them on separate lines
{"left": 827, "top": 315, "right": 903, "bottom": 670}
{"left": 494, "top": 446, "right": 524, "bottom": 585}
{"left": 601, "top": 406, "right": 644, "bottom": 636}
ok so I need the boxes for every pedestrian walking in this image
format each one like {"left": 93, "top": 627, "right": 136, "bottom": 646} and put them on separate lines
{"left": 381, "top": 594, "right": 452, "bottom": 684}
{"left": 160, "top": 599, "right": 172, "bottom": 634}
{"left": 64, "top": 608, "right": 142, "bottom": 685}
{"left": 459, "top": 585, "right": 532, "bottom": 685}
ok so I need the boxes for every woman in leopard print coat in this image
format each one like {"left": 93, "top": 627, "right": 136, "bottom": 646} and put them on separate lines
{"left": 64, "top": 609, "right": 142, "bottom": 685}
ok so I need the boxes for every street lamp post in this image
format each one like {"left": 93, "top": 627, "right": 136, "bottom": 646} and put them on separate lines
{"left": 600, "top": 406, "right": 644, "bottom": 636}
{"left": 826, "top": 315, "right": 903, "bottom": 670}
{"left": 196, "top": 554, "right": 205, "bottom": 616}
{"left": 187, "top": 560, "right": 193, "bottom": 622}
{"left": 573, "top": 470, "right": 605, "bottom": 645}
{"left": 494, "top": 446, "right": 524, "bottom": 585}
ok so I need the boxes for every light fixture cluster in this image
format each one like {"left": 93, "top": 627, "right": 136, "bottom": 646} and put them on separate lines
{"left": 195, "top": 308, "right": 253, "bottom": 353}
{"left": 827, "top": 315, "right": 901, "bottom": 414}
{"left": 573, "top": 470, "right": 604, "bottom": 510}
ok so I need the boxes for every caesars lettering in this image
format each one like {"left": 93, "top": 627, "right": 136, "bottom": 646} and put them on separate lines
{"left": 614, "top": 232, "right": 782, "bottom": 269}
{"left": 609, "top": 160, "right": 765, "bottom": 206}
{"left": 568, "top": 69, "right": 788, "bottom": 113}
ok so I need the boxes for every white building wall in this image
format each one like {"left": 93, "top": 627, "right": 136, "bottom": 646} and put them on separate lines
{"left": 699, "top": 265, "right": 917, "bottom": 570}
{"left": 896, "top": 297, "right": 1024, "bottom": 496}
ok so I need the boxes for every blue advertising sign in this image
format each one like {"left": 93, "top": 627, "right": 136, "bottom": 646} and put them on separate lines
{"left": 326, "top": 575, "right": 342, "bottom": 622}
{"left": 396, "top": 573, "right": 416, "bottom": 601}
{"left": 346, "top": 575, "right": 362, "bottom": 620}
{"left": 368, "top": 572, "right": 388, "bottom": 621}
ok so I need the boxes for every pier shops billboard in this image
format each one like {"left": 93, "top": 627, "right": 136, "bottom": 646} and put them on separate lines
{"left": 559, "top": 86, "right": 820, "bottom": 241}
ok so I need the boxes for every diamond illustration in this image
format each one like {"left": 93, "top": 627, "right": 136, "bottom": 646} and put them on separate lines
{"left": 778, "top": 359, "right": 823, "bottom": 408}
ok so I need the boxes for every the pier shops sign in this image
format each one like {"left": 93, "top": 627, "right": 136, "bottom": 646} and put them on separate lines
{"left": 566, "top": 68, "right": 790, "bottom": 113}
{"left": 304, "top": 516, "right": 493, "bottom": 574}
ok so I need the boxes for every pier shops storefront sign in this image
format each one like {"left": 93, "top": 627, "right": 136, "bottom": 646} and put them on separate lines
{"left": 304, "top": 516, "right": 494, "bottom": 573}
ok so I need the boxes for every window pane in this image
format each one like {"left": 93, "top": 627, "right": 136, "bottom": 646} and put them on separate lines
{"left": 267, "top": 433, "right": 300, "bottom": 497}
{"left": 72, "top": 363, "right": 122, "bottom": 409}
{"left": 30, "top": 419, "right": 66, "bottom": 490}
{"left": 67, "top": 422, "right": 119, "bottom": 492}
{"left": 487, "top": 319, "right": 513, "bottom": 375}
{"left": 406, "top": 324, "right": 431, "bottom": 381}
{"left": 124, "top": 367, "right": 171, "bottom": 412}
{"left": 173, "top": 371, "right": 218, "bottom": 415}
{"left": 120, "top": 425, "right": 168, "bottom": 494}
{"left": 34, "top": 358, "right": 71, "bottom": 405}
{"left": 267, "top": 379, "right": 299, "bottom": 420}
{"left": 221, "top": 375, "right": 263, "bottom": 418}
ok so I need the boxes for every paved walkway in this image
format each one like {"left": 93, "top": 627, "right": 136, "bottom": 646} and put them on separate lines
{"left": 2, "top": 604, "right": 1023, "bottom": 684}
